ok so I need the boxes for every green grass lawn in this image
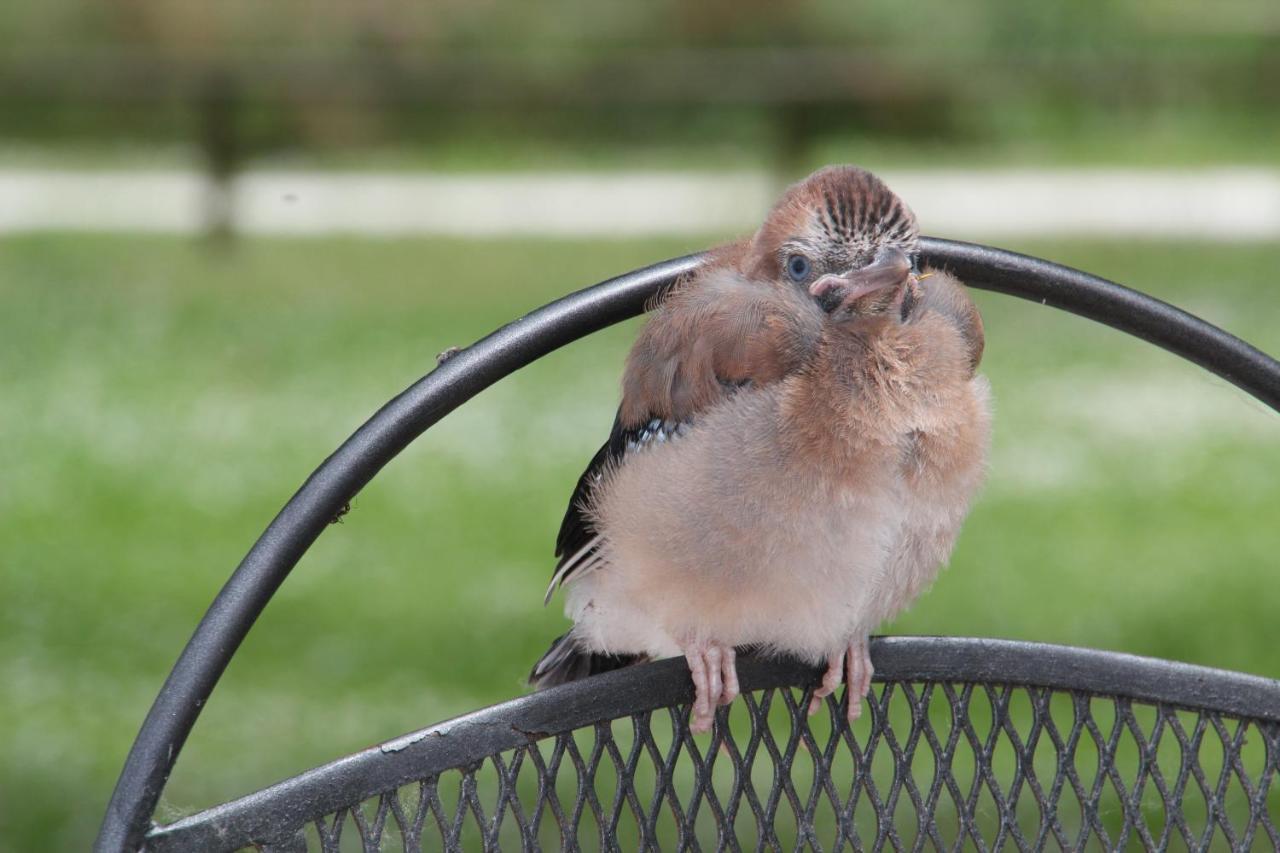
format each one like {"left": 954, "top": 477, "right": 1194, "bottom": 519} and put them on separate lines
{"left": 1, "top": 234, "right": 1277, "bottom": 849}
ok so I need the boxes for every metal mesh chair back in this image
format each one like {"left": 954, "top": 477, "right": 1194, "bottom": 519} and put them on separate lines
{"left": 145, "top": 641, "right": 1280, "bottom": 852}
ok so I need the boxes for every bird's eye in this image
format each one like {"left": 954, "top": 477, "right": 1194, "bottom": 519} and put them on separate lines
{"left": 786, "top": 254, "right": 811, "bottom": 282}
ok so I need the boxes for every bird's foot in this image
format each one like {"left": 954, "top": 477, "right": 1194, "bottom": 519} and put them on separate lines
{"left": 808, "top": 649, "right": 846, "bottom": 716}
{"left": 845, "top": 636, "right": 874, "bottom": 723}
{"left": 682, "top": 641, "right": 739, "bottom": 734}
{"left": 807, "top": 637, "right": 874, "bottom": 723}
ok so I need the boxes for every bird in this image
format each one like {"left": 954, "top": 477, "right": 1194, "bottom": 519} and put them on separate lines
{"left": 530, "top": 166, "right": 991, "bottom": 733}
{"left": 542, "top": 166, "right": 920, "bottom": 607}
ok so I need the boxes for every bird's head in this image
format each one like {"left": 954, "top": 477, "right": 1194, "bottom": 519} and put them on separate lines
{"left": 745, "top": 165, "right": 920, "bottom": 318}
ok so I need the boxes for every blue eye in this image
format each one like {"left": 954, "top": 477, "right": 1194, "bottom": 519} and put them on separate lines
{"left": 786, "top": 254, "right": 811, "bottom": 282}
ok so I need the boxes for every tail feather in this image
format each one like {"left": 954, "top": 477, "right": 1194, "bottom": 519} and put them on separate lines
{"left": 529, "top": 632, "right": 642, "bottom": 690}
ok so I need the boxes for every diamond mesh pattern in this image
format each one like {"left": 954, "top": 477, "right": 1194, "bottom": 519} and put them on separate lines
{"left": 254, "top": 680, "right": 1280, "bottom": 852}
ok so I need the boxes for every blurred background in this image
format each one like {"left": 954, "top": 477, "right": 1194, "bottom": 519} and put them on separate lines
{"left": 1, "top": 1, "right": 1278, "bottom": 847}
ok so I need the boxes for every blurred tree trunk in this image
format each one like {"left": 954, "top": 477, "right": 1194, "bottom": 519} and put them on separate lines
{"left": 199, "top": 72, "right": 238, "bottom": 245}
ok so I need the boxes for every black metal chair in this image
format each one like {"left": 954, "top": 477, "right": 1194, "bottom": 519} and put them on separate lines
{"left": 97, "top": 240, "right": 1280, "bottom": 852}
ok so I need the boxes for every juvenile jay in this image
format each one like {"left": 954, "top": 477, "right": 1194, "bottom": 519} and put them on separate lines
{"left": 531, "top": 166, "right": 991, "bottom": 733}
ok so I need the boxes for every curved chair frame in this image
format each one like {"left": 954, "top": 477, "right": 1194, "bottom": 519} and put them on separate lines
{"left": 96, "top": 239, "right": 1280, "bottom": 851}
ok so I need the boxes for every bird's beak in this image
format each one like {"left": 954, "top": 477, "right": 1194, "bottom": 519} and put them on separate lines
{"left": 809, "top": 247, "right": 913, "bottom": 314}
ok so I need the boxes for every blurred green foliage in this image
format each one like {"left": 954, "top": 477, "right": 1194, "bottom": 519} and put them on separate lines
{"left": 0, "top": 233, "right": 1277, "bottom": 848}
{"left": 1, "top": 1, "right": 1277, "bottom": 167}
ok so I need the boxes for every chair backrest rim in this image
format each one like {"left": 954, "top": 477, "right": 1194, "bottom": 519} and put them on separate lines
{"left": 97, "top": 239, "right": 1280, "bottom": 852}
{"left": 143, "top": 636, "right": 1280, "bottom": 853}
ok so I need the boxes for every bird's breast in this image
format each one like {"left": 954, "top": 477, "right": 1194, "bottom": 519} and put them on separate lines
{"left": 577, "top": 388, "right": 909, "bottom": 658}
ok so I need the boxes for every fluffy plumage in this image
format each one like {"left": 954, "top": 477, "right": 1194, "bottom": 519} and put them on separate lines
{"left": 548, "top": 166, "right": 918, "bottom": 599}
{"left": 532, "top": 166, "right": 990, "bottom": 732}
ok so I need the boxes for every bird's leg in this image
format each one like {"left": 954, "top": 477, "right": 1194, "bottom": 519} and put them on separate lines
{"left": 844, "top": 636, "right": 874, "bottom": 723}
{"left": 683, "top": 640, "right": 740, "bottom": 733}
{"left": 808, "top": 649, "right": 846, "bottom": 716}
{"left": 719, "top": 645, "right": 739, "bottom": 707}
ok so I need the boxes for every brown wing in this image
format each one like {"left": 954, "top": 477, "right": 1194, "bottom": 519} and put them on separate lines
{"left": 548, "top": 266, "right": 823, "bottom": 597}
{"left": 617, "top": 268, "right": 824, "bottom": 425}
{"left": 917, "top": 269, "right": 984, "bottom": 375}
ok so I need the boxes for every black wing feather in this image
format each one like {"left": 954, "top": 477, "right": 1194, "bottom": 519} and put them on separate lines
{"left": 553, "top": 408, "right": 632, "bottom": 569}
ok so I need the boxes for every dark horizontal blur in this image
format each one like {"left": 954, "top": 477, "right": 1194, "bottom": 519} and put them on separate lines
{"left": 2, "top": 0, "right": 1276, "bottom": 166}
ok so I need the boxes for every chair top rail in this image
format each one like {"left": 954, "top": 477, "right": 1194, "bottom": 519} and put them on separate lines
{"left": 97, "top": 239, "right": 1280, "bottom": 851}
{"left": 144, "top": 636, "right": 1280, "bottom": 852}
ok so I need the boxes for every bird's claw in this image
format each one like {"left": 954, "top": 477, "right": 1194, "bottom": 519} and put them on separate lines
{"left": 684, "top": 641, "right": 738, "bottom": 733}
{"left": 808, "top": 637, "right": 874, "bottom": 723}
{"left": 808, "top": 649, "right": 845, "bottom": 716}
{"left": 844, "top": 637, "right": 874, "bottom": 723}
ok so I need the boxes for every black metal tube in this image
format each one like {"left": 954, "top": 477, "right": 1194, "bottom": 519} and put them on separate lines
{"left": 923, "top": 238, "right": 1280, "bottom": 411}
{"left": 96, "top": 241, "right": 1280, "bottom": 851}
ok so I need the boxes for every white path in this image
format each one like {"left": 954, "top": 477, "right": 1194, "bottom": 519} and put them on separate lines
{"left": 1, "top": 167, "right": 1277, "bottom": 239}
